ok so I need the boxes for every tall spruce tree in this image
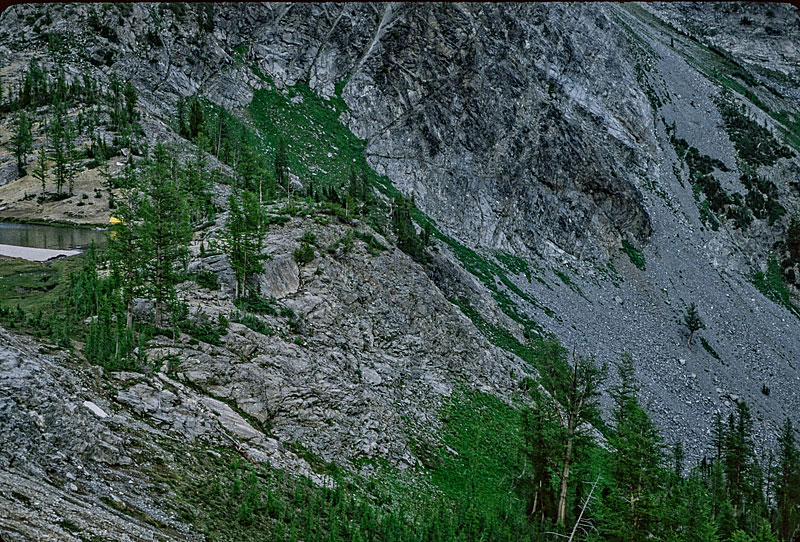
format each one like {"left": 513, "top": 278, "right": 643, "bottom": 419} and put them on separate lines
{"left": 33, "top": 145, "right": 47, "bottom": 195}
{"left": 602, "top": 353, "right": 665, "bottom": 542}
{"left": 138, "top": 144, "right": 192, "bottom": 327}
{"left": 775, "top": 419, "right": 800, "bottom": 542}
{"left": 48, "top": 102, "right": 70, "bottom": 193}
{"left": 525, "top": 341, "right": 606, "bottom": 527}
{"left": 220, "top": 190, "right": 266, "bottom": 299}
{"left": 188, "top": 98, "right": 203, "bottom": 140}
{"left": 107, "top": 163, "right": 144, "bottom": 330}
{"left": 392, "top": 196, "right": 428, "bottom": 264}
{"left": 724, "top": 402, "right": 759, "bottom": 522}
{"left": 275, "top": 137, "right": 289, "bottom": 196}
{"left": 10, "top": 110, "right": 33, "bottom": 177}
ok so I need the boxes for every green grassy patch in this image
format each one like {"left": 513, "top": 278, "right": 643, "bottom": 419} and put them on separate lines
{"left": 621, "top": 240, "right": 646, "bottom": 270}
{"left": 700, "top": 337, "right": 720, "bottom": 360}
{"left": 751, "top": 256, "right": 800, "bottom": 318}
{"left": 441, "top": 234, "right": 553, "bottom": 324}
{"left": 717, "top": 95, "right": 794, "bottom": 169}
{"left": 554, "top": 269, "right": 571, "bottom": 286}
{"left": 428, "top": 388, "right": 526, "bottom": 526}
{"left": 247, "top": 83, "right": 359, "bottom": 194}
{"left": 449, "top": 297, "right": 553, "bottom": 371}
{"left": 596, "top": 261, "right": 623, "bottom": 288}
{"left": 0, "top": 255, "right": 85, "bottom": 314}
{"left": 493, "top": 250, "right": 532, "bottom": 281}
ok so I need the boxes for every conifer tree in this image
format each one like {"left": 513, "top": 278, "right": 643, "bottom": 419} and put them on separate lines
{"left": 108, "top": 73, "right": 123, "bottom": 130}
{"left": 678, "top": 477, "right": 720, "bottom": 542}
{"left": 724, "top": 401, "right": 760, "bottom": 522}
{"left": 682, "top": 302, "right": 706, "bottom": 346}
{"left": 220, "top": 190, "right": 267, "bottom": 298}
{"left": 392, "top": 196, "right": 428, "bottom": 264}
{"left": 108, "top": 163, "right": 144, "bottom": 330}
{"left": 176, "top": 96, "right": 189, "bottom": 139}
{"left": 521, "top": 391, "right": 560, "bottom": 523}
{"left": 755, "top": 520, "right": 779, "bottom": 542}
{"left": 10, "top": 110, "right": 33, "bottom": 177}
{"left": 673, "top": 440, "right": 685, "bottom": 477}
{"left": 138, "top": 144, "right": 192, "bottom": 327}
{"left": 603, "top": 353, "right": 665, "bottom": 541}
{"left": 717, "top": 498, "right": 738, "bottom": 541}
{"left": 775, "top": 419, "right": 800, "bottom": 542}
{"left": 33, "top": 145, "right": 48, "bottom": 196}
{"left": 189, "top": 98, "right": 204, "bottom": 140}
{"left": 183, "top": 138, "right": 214, "bottom": 224}
{"left": 526, "top": 341, "right": 606, "bottom": 527}
{"left": 48, "top": 102, "right": 71, "bottom": 194}
{"left": 123, "top": 80, "right": 138, "bottom": 126}
{"left": 275, "top": 137, "right": 289, "bottom": 196}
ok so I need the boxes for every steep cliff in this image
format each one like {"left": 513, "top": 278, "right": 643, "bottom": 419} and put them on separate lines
{"left": 1, "top": 2, "right": 800, "bottom": 539}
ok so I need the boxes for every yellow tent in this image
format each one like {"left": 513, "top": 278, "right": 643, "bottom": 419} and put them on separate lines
{"left": 109, "top": 216, "right": 123, "bottom": 225}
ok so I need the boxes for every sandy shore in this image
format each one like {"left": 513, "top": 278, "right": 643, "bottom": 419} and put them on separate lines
{"left": 0, "top": 244, "right": 82, "bottom": 262}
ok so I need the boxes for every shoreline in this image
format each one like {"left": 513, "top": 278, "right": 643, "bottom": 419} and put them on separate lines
{"left": 0, "top": 244, "right": 83, "bottom": 262}
{"left": 0, "top": 215, "right": 109, "bottom": 230}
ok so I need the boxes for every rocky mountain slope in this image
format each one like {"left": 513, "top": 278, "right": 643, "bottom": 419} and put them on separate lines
{"left": 1, "top": 2, "right": 800, "bottom": 540}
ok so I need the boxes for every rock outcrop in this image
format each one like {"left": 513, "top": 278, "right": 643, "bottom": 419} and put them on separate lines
{"left": 1, "top": 4, "right": 800, "bottom": 538}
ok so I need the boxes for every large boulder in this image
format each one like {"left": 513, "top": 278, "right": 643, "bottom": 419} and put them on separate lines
{"left": 255, "top": 253, "right": 299, "bottom": 299}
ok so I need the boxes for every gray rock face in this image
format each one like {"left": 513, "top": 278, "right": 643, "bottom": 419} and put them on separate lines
{"left": 256, "top": 253, "right": 300, "bottom": 299}
{"left": 167, "top": 218, "right": 528, "bottom": 468}
{"left": 1, "top": 7, "right": 800, "bottom": 536}
{"left": 0, "top": 330, "right": 199, "bottom": 540}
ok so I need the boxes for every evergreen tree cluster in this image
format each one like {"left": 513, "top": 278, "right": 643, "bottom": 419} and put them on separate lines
{"left": 2, "top": 56, "right": 142, "bottom": 195}
{"left": 520, "top": 346, "right": 800, "bottom": 542}
{"left": 0, "top": 141, "right": 216, "bottom": 368}
{"left": 392, "top": 194, "right": 431, "bottom": 264}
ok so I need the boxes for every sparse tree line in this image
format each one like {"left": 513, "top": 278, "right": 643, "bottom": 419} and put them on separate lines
{"left": 518, "top": 341, "right": 800, "bottom": 542}
{"left": 3, "top": 57, "right": 140, "bottom": 199}
{"left": 0, "top": 74, "right": 435, "bottom": 370}
{"left": 179, "top": 93, "right": 433, "bottom": 275}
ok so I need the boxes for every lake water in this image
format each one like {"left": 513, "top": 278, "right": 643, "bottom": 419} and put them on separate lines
{"left": 0, "top": 222, "right": 108, "bottom": 250}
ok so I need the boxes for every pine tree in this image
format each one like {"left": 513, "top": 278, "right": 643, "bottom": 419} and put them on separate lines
{"left": 392, "top": 195, "right": 428, "bottom": 264}
{"left": 682, "top": 302, "right": 706, "bottom": 346}
{"left": 527, "top": 342, "right": 606, "bottom": 527}
{"left": 673, "top": 440, "right": 685, "bottom": 477}
{"left": 678, "top": 477, "right": 720, "bottom": 542}
{"left": 275, "top": 137, "right": 289, "bottom": 196}
{"left": 786, "top": 216, "right": 800, "bottom": 268}
{"left": 49, "top": 102, "right": 70, "bottom": 194}
{"left": 183, "top": 138, "right": 214, "bottom": 224}
{"left": 717, "top": 498, "right": 737, "bottom": 542}
{"left": 176, "top": 96, "right": 189, "bottom": 139}
{"left": 754, "top": 520, "right": 779, "bottom": 542}
{"left": 107, "top": 163, "right": 144, "bottom": 330}
{"left": 219, "top": 191, "right": 267, "bottom": 299}
{"left": 33, "top": 145, "right": 48, "bottom": 196}
{"left": 520, "top": 394, "right": 560, "bottom": 523}
{"left": 123, "top": 80, "right": 138, "bottom": 126}
{"left": 775, "top": 419, "right": 800, "bottom": 542}
{"left": 602, "top": 353, "right": 665, "bottom": 542}
{"left": 347, "top": 166, "right": 366, "bottom": 214}
{"left": 138, "top": 144, "right": 192, "bottom": 327}
{"left": 188, "top": 98, "right": 203, "bottom": 140}
{"left": 724, "top": 402, "right": 759, "bottom": 522}
{"left": 731, "top": 530, "right": 754, "bottom": 542}
{"left": 10, "top": 110, "right": 33, "bottom": 177}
